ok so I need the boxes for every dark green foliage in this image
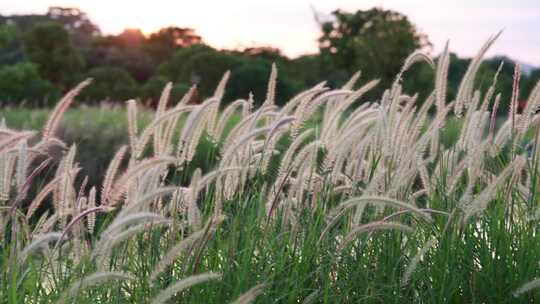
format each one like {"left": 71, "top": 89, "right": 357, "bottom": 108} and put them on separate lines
{"left": 319, "top": 8, "right": 430, "bottom": 93}
{"left": 227, "top": 60, "right": 299, "bottom": 105}
{"left": 0, "top": 62, "right": 59, "bottom": 106}
{"left": 24, "top": 21, "right": 85, "bottom": 88}
{"left": 0, "top": 24, "right": 18, "bottom": 47}
{"left": 141, "top": 76, "right": 190, "bottom": 104}
{"left": 480, "top": 56, "right": 537, "bottom": 109}
{"left": 401, "top": 61, "right": 435, "bottom": 101}
{"left": 440, "top": 54, "right": 540, "bottom": 111}
{"left": 45, "top": 6, "right": 101, "bottom": 43}
{"left": 159, "top": 45, "right": 299, "bottom": 104}
{"left": 0, "top": 24, "right": 25, "bottom": 65}
{"left": 79, "top": 66, "right": 140, "bottom": 102}
{"left": 84, "top": 29, "right": 156, "bottom": 83}
{"left": 158, "top": 45, "right": 243, "bottom": 97}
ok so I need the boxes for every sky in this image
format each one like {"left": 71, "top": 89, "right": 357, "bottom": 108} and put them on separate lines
{"left": 3, "top": 0, "right": 540, "bottom": 66}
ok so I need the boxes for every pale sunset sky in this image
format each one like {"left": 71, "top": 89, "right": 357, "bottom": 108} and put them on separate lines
{"left": 3, "top": 0, "right": 540, "bottom": 65}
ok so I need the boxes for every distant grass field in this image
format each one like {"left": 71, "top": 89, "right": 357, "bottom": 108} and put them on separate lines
{"left": 2, "top": 106, "right": 245, "bottom": 186}
{"left": 2, "top": 105, "right": 464, "bottom": 152}
{"left": 3, "top": 106, "right": 152, "bottom": 186}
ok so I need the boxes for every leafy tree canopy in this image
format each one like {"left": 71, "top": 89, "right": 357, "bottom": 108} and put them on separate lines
{"left": 0, "top": 62, "right": 59, "bottom": 105}
{"left": 79, "top": 66, "right": 139, "bottom": 102}
{"left": 319, "top": 8, "right": 430, "bottom": 87}
{"left": 141, "top": 75, "right": 190, "bottom": 105}
{"left": 145, "top": 27, "right": 203, "bottom": 63}
{"left": 24, "top": 22, "right": 85, "bottom": 88}
{"left": 0, "top": 24, "right": 25, "bottom": 65}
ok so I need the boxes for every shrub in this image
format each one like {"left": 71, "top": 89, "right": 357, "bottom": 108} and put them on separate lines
{"left": 24, "top": 21, "right": 85, "bottom": 87}
{"left": 0, "top": 62, "right": 59, "bottom": 106}
{"left": 79, "top": 66, "right": 140, "bottom": 102}
{"left": 141, "top": 75, "right": 190, "bottom": 105}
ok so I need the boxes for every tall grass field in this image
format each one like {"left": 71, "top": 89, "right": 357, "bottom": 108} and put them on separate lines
{"left": 2, "top": 35, "right": 540, "bottom": 303}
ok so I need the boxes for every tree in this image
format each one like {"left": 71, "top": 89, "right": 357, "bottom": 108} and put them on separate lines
{"left": 158, "top": 45, "right": 243, "bottom": 98}
{"left": 240, "top": 46, "right": 287, "bottom": 62}
{"left": 318, "top": 8, "right": 430, "bottom": 88}
{"left": 86, "top": 32, "right": 155, "bottom": 82}
{"left": 46, "top": 6, "right": 100, "bottom": 37}
{"left": 24, "top": 22, "right": 84, "bottom": 88}
{"left": 145, "top": 27, "right": 202, "bottom": 63}
{"left": 286, "top": 54, "right": 349, "bottom": 89}
{"left": 79, "top": 67, "right": 139, "bottom": 102}
{"left": 141, "top": 75, "right": 190, "bottom": 105}
{"left": 116, "top": 28, "right": 146, "bottom": 47}
{"left": 0, "top": 14, "right": 51, "bottom": 33}
{"left": 0, "top": 24, "right": 25, "bottom": 65}
{"left": 0, "top": 62, "right": 59, "bottom": 106}
{"left": 400, "top": 62, "right": 434, "bottom": 101}
{"left": 228, "top": 60, "right": 299, "bottom": 105}
{"left": 1, "top": 7, "right": 100, "bottom": 53}
{"left": 158, "top": 45, "right": 299, "bottom": 104}
{"left": 477, "top": 57, "right": 518, "bottom": 109}
{"left": 0, "top": 24, "right": 17, "bottom": 47}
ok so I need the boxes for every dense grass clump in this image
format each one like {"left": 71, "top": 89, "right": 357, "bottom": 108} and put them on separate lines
{"left": 2, "top": 35, "right": 540, "bottom": 303}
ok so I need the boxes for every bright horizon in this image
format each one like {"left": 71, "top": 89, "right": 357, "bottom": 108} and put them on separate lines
{"left": 3, "top": 0, "right": 540, "bottom": 66}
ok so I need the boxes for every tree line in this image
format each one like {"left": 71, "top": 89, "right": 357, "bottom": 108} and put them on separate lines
{"left": 0, "top": 6, "right": 538, "bottom": 109}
